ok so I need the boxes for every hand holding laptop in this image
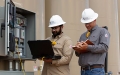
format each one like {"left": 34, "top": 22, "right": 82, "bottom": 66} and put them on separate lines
{"left": 43, "top": 59, "right": 52, "bottom": 63}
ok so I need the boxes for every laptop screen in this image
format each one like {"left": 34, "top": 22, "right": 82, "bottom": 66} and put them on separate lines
{"left": 27, "top": 40, "right": 54, "bottom": 59}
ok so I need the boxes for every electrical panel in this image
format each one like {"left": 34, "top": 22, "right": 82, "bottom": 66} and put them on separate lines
{"left": 0, "top": 0, "right": 35, "bottom": 59}
{"left": 14, "top": 14, "right": 27, "bottom": 58}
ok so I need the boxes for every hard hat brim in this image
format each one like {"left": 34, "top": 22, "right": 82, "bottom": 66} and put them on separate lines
{"left": 81, "top": 13, "right": 98, "bottom": 23}
{"left": 48, "top": 22, "right": 66, "bottom": 27}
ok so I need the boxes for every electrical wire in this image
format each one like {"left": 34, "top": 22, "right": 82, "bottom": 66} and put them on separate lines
{"left": 15, "top": 38, "right": 26, "bottom": 75}
{"left": 38, "top": 57, "right": 44, "bottom": 75}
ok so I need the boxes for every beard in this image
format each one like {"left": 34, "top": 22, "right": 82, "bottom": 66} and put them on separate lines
{"left": 52, "top": 27, "right": 62, "bottom": 38}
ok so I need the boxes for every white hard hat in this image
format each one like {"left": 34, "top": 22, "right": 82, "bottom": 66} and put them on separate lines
{"left": 81, "top": 8, "right": 98, "bottom": 23}
{"left": 48, "top": 15, "right": 66, "bottom": 27}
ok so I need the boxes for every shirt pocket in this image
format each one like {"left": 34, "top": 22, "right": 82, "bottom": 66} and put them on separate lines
{"left": 90, "top": 35, "right": 99, "bottom": 44}
{"left": 53, "top": 43, "right": 63, "bottom": 48}
{"left": 53, "top": 43, "right": 63, "bottom": 56}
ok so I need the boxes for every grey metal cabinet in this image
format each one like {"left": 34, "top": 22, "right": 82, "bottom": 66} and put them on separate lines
{"left": 0, "top": 0, "right": 36, "bottom": 72}
{"left": 0, "top": 0, "right": 35, "bottom": 59}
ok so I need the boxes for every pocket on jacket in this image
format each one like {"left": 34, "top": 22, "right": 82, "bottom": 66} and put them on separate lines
{"left": 53, "top": 44, "right": 63, "bottom": 56}
{"left": 53, "top": 43, "right": 63, "bottom": 49}
{"left": 90, "top": 36, "right": 99, "bottom": 44}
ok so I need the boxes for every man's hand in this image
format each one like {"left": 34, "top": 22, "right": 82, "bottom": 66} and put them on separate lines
{"left": 73, "top": 41, "right": 89, "bottom": 53}
{"left": 72, "top": 42, "right": 83, "bottom": 53}
{"left": 80, "top": 42, "right": 88, "bottom": 50}
{"left": 43, "top": 59, "right": 52, "bottom": 63}
{"left": 38, "top": 58, "right": 52, "bottom": 63}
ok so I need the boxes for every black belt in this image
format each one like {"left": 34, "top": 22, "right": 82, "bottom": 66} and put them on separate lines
{"left": 81, "top": 64, "right": 104, "bottom": 70}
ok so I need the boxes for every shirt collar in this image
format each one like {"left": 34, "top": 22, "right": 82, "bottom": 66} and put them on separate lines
{"left": 91, "top": 25, "right": 98, "bottom": 31}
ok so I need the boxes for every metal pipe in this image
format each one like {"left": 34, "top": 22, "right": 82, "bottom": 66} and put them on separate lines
{"left": 15, "top": 61, "right": 19, "bottom": 71}
{"left": 39, "top": 0, "right": 45, "bottom": 40}
{"left": 85, "top": 0, "right": 89, "bottom": 8}
{"left": 9, "top": 60, "right": 13, "bottom": 71}
{"left": 114, "top": 0, "right": 120, "bottom": 72}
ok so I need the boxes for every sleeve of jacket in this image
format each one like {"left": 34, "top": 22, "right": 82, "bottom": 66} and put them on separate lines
{"left": 87, "top": 29, "right": 110, "bottom": 53}
{"left": 75, "top": 35, "right": 83, "bottom": 57}
{"left": 52, "top": 39, "right": 74, "bottom": 66}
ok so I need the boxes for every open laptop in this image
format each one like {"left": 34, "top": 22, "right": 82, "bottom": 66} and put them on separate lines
{"left": 27, "top": 40, "right": 61, "bottom": 60}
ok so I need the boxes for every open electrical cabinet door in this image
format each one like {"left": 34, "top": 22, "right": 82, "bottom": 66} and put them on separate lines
{"left": 0, "top": 0, "right": 16, "bottom": 56}
{"left": 4, "top": 0, "right": 16, "bottom": 55}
